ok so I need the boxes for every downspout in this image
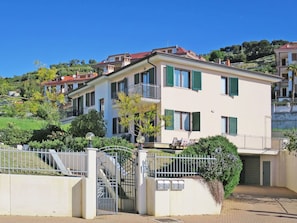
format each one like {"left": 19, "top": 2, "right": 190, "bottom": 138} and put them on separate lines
{"left": 147, "top": 57, "right": 157, "bottom": 85}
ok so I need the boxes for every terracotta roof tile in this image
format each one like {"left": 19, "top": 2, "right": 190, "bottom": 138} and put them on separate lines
{"left": 279, "top": 42, "right": 297, "bottom": 49}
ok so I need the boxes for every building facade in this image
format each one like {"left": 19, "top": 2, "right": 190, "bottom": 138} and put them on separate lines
{"left": 274, "top": 42, "right": 297, "bottom": 100}
{"left": 68, "top": 48, "right": 282, "bottom": 186}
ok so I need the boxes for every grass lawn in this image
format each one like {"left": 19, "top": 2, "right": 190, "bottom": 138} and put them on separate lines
{"left": 0, "top": 117, "right": 47, "bottom": 130}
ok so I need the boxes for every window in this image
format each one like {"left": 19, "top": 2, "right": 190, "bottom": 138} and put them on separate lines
{"left": 165, "top": 109, "right": 200, "bottom": 131}
{"left": 166, "top": 65, "right": 201, "bottom": 91}
{"left": 111, "top": 78, "right": 127, "bottom": 99}
{"left": 292, "top": 53, "right": 297, "bottom": 61}
{"left": 221, "top": 77, "right": 228, "bottom": 94}
{"left": 221, "top": 116, "right": 237, "bottom": 135}
{"left": 221, "top": 76, "right": 238, "bottom": 96}
{"left": 99, "top": 98, "right": 104, "bottom": 116}
{"left": 282, "top": 73, "right": 288, "bottom": 80}
{"left": 86, "top": 91, "right": 95, "bottom": 107}
{"left": 282, "top": 58, "right": 286, "bottom": 66}
{"left": 112, "top": 117, "right": 128, "bottom": 134}
{"left": 282, "top": 88, "right": 287, "bottom": 97}
{"left": 134, "top": 68, "right": 155, "bottom": 85}
{"left": 174, "top": 111, "right": 190, "bottom": 131}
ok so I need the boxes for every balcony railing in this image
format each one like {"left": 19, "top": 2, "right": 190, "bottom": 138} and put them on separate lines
{"left": 128, "top": 84, "right": 160, "bottom": 100}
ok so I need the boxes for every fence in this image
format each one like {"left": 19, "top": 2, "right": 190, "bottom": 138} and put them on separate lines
{"left": 0, "top": 147, "right": 87, "bottom": 176}
{"left": 146, "top": 154, "right": 216, "bottom": 178}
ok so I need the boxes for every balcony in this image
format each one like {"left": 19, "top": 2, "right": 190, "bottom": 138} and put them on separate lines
{"left": 128, "top": 83, "right": 161, "bottom": 102}
{"left": 112, "top": 84, "right": 161, "bottom": 104}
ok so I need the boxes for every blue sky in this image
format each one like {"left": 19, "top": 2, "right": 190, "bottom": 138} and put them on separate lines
{"left": 1, "top": 0, "right": 296, "bottom": 78}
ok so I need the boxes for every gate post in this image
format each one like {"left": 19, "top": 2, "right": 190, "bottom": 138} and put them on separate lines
{"left": 136, "top": 150, "right": 147, "bottom": 214}
{"left": 82, "top": 147, "right": 98, "bottom": 219}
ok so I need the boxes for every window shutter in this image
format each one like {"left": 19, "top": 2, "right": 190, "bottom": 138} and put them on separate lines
{"left": 134, "top": 73, "right": 139, "bottom": 84}
{"left": 111, "top": 82, "right": 116, "bottom": 99}
{"left": 112, "top": 118, "right": 117, "bottom": 134}
{"left": 229, "top": 77, "right": 238, "bottom": 96}
{"left": 123, "top": 78, "right": 128, "bottom": 95}
{"left": 229, "top": 117, "right": 237, "bottom": 135}
{"left": 149, "top": 68, "right": 155, "bottom": 84}
{"left": 165, "top": 109, "right": 174, "bottom": 130}
{"left": 192, "top": 71, "right": 202, "bottom": 91}
{"left": 192, "top": 112, "right": 200, "bottom": 131}
{"left": 86, "top": 93, "right": 89, "bottom": 106}
{"left": 166, "top": 66, "right": 174, "bottom": 87}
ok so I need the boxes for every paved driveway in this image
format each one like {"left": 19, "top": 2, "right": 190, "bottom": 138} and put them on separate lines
{"left": 1, "top": 186, "right": 297, "bottom": 223}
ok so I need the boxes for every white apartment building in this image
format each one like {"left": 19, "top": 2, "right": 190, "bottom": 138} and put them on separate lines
{"left": 68, "top": 49, "right": 282, "bottom": 186}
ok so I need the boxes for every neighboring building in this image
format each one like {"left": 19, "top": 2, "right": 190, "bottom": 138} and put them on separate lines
{"left": 68, "top": 47, "right": 282, "bottom": 186}
{"left": 274, "top": 42, "right": 297, "bottom": 100}
{"left": 93, "top": 45, "right": 205, "bottom": 76}
{"left": 41, "top": 71, "right": 98, "bottom": 95}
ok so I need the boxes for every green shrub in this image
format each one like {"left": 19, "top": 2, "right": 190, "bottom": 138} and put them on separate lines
{"left": 29, "top": 136, "right": 134, "bottom": 152}
{"left": 181, "top": 135, "right": 242, "bottom": 198}
{"left": 0, "top": 123, "right": 32, "bottom": 146}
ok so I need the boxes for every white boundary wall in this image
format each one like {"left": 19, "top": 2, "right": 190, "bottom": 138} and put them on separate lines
{"left": 146, "top": 177, "right": 222, "bottom": 216}
{"left": 0, "top": 148, "right": 98, "bottom": 219}
{"left": 0, "top": 174, "right": 83, "bottom": 217}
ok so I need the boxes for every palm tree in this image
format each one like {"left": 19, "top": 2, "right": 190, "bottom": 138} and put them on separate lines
{"left": 288, "top": 64, "right": 297, "bottom": 111}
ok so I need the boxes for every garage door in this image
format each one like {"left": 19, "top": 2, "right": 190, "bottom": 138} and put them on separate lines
{"left": 240, "top": 156, "right": 260, "bottom": 185}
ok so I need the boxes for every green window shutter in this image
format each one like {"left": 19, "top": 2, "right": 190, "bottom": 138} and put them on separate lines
{"left": 111, "top": 82, "right": 116, "bottom": 99}
{"left": 112, "top": 118, "right": 117, "bottom": 134}
{"left": 192, "top": 70, "right": 202, "bottom": 91}
{"left": 86, "top": 93, "right": 90, "bottom": 106}
{"left": 134, "top": 73, "right": 139, "bottom": 84}
{"left": 192, "top": 112, "right": 200, "bottom": 131}
{"left": 149, "top": 68, "right": 155, "bottom": 84}
{"left": 123, "top": 78, "right": 128, "bottom": 94}
{"left": 166, "top": 65, "right": 174, "bottom": 87}
{"left": 229, "top": 77, "right": 238, "bottom": 96}
{"left": 165, "top": 109, "right": 174, "bottom": 130}
{"left": 229, "top": 117, "right": 237, "bottom": 135}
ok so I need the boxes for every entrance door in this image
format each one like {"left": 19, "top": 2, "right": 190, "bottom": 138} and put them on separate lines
{"left": 263, "top": 161, "right": 271, "bottom": 186}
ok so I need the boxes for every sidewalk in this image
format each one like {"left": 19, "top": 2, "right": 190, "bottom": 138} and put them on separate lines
{"left": 1, "top": 186, "right": 297, "bottom": 223}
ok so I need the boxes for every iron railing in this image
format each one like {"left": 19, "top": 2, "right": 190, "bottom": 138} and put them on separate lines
{"left": 0, "top": 148, "right": 87, "bottom": 176}
{"left": 146, "top": 154, "right": 216, "bottom": 178}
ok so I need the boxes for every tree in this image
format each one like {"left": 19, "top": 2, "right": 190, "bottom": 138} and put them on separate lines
{"left": 283, "top": 130, "right": 297, "bottom": 154}
{"left": 181, "top": 135, "right": 242, "bottom": 198}
{"left": 69, "top": 110, "right": 106, "bottom": 137}
{"left": 209, "top": 50, "right": 225, "bottom": 62}
{"left": 115, "top": 92, "right": 167, "bottom": 140}
{"left": 288, "top": 64, "right": 297, "bottom": 111}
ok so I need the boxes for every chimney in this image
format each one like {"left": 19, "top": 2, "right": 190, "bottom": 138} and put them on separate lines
{"left": 226, "top": 59, "right": 231, "bottom": 66}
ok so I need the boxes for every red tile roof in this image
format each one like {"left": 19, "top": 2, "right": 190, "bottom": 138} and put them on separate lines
{"left": 279, "top": 42, "right": 297, "bottom": 49}
{"left": 42, "top": 73, "right": 98, "bottom": 86}
{"left": 130, "top": 52, "right": 151, "bottom": 59}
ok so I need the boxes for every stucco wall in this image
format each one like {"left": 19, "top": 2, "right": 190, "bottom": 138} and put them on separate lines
{"left": 0, "top": 174, "right": 82, "bottom": 217}
{"left": 146, "top": 177, "right": 222, "bottom": 216}
{"left": 285, "top": 151, "right": 297, "bottom": 193}
{"left": 155, "top": 62, "right": 272, "bottom": 150}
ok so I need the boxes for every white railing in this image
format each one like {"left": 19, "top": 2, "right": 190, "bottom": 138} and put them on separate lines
{"left": 0, "top": 148, "right": 87, "bottom": 176}
{"left": 146, "top": 154, "right": 216, "bottom": 178}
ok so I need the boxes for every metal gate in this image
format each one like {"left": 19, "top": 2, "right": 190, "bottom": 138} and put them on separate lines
{"left": 96, "top": 146, "right": 136, "bottom": 215}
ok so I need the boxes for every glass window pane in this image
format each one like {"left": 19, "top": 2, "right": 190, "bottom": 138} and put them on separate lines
{"left": 182, "top": 112, "right": 190, "bottom": 131}
{"left": 221, "top": 77, "right": 227, "bottom": 94}
{"left": 174, "top": 111, "right": 181, "bottom": 130}
{"left": 182, "top": 71, "right": 189, "bottom": 88}
{"left": 174, "top": 70, "right": 180, "bottom": 87}
{"left": 221, "top": 117, "right": 227, "bottom": 133}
